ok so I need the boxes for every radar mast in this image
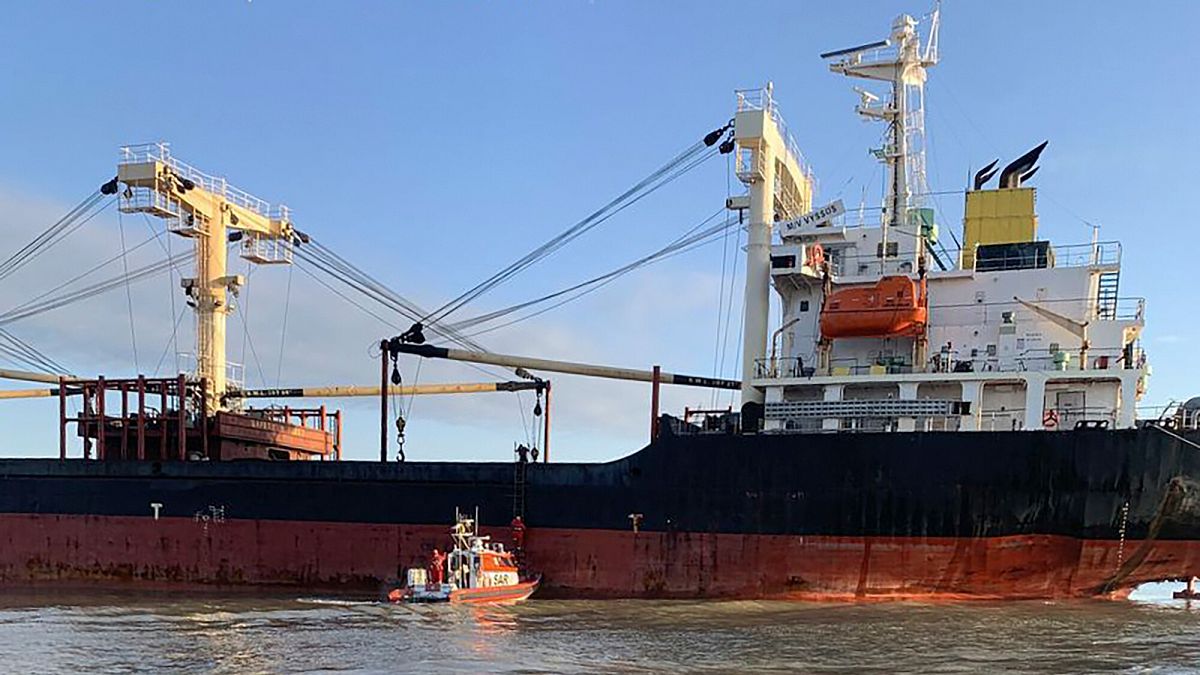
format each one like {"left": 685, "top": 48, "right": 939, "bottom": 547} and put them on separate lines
{"left": 822, "top": 5, "right": 940, "bottom": 272}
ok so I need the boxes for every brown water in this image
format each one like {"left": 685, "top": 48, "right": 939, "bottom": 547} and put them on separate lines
{"left": 1, "top": 585, "right": 1198, "bottom": 673}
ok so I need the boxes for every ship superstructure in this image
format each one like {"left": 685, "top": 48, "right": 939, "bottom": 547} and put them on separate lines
{"left": 744, "top": 11, "right": 1147, "bottom": 436}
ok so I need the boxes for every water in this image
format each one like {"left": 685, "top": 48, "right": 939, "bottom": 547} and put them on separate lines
{"left": 1, "top": 585, "right": 1198, "bottom": 674}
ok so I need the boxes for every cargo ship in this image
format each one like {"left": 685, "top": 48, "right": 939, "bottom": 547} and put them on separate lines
{"left": 3, "top": 8, "right": 1200, "bottom": 600}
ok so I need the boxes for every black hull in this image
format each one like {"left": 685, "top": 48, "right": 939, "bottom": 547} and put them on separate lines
{"left": 2, "top": 427, "right": 1200, "bottom": 598}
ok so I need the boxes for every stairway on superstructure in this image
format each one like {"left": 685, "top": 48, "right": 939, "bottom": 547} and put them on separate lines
{"left": 1097, "top": 271, "right": 1120, "bottom": 319}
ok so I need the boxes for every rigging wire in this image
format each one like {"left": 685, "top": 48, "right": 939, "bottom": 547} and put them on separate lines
{"left": 711, "top": 154, "right": 735, "bottom": 407}
{"left": 0, "top": 193, "right": 113, "bottom": 283}
{"left": 0, "top": 327, "right": 68, "bottom": 373}
{"left": 233, "top": 300, "right": 269, "bottom": 389}
{"left": 0, "top": 253, "right": 192, "bottom": 326}
{"left": 716, "top": 220, "right": 743, "bottom": 405}
{"left": 140, "top": 213, "right": 183, "bottom": 375}
{"left": 275, "top": 263, "right": 294, "bottom": 387}
{"left": 465, "top": 218, "right": 738, "bottom": 339}
{"left": 727, "top": 300, "right": 745, "bottom": 409}
{"left": 456, "top": 209, "right": 735, "bottom": 338}
{"left": 419, "top": 131, "right": 727, "bottom": 327}
{"left": 14, "top": 227, "right": 171, "bottom": 315}
{"left": 152, "top": 305, "right": 190, "bottom": 377}
{"left": 293, "top": 261, "right": 401, "bottom": 330}
{"left": 293, "top": 241, "right": 488, "bottom": 352}
{"left": 239, "top": 260, "right": 254, "bottom": 376}
{"left": 116, "top": 208, "right": 140, "bottom": 371}
{"left": 293, "top": 257, "right": 518, "bottom": 386}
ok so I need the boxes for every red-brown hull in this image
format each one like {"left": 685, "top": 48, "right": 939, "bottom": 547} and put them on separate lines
{"left": 2, "top": 513, "right": 1197, "bottom": 600}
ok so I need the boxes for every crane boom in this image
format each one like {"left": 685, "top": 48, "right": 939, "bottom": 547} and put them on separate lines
{"left": 230, "top": 380, "right": 545, "bottom": 399}
{"left": 0, "top": 367, "right": 74, "bottom": 385}
{"left": 1014, "top": 296, "right": 1090, "bottom": 369}
{"left": 389, "top": 343, "right": 740, "bottom": 390}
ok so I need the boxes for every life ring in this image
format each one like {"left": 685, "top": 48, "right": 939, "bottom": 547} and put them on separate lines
{"left": 806, "top": 243, "right": 825, "bottom": 269}
{"left": 1042, "top": 409, "right": 1059, "bottom": 429}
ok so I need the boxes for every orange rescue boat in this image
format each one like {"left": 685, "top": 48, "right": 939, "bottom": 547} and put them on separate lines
{"left": 387, "top": 509, "right": 540, "bottom": 604}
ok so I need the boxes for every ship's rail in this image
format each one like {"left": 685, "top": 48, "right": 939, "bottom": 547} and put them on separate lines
{"left": 974, "top": 408, "right": 1120, "bottom": 432}
{"left": 965, "top": 241, "right": 1121, "bottom": 271}
{"left": 816, "top": 241, "right": 1122, "bottom": 277}
{"left": 763, "top": 405, "right": 1118, "bottom": 433}
{"left": 757, "top": 345, "right": 1143, "bottom": 380}
{"left": 926, "top": 296, "right": 1144, "bottom": 326}
{"left": 734, "top": 87, "right": 812, "bottom": 182}
{"left": 119, "top": 142, "right": 291, "bottom": 221}
{"left": 1138, "top": 403, "right": 1200, "bottom": 431}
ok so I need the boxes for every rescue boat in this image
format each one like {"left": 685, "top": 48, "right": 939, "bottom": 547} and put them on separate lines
{"left": 387, "top": 510, "right": 540, "bottom": 604}
{"left": 819, "top": 275, "right": 927, "bottom": 339}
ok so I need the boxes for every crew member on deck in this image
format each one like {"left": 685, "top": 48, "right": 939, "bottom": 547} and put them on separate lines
{"left": 429, "top": 548, "right": 446, "bottom": 584}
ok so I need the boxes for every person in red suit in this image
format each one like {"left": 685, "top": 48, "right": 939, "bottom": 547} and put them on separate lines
{"left": 429, "top": 548, "right": 446, "bottom": 584}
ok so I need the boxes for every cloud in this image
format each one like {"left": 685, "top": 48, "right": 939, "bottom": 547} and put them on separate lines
{"left": 0, "top": 186, "right": 747, "bottom": 463}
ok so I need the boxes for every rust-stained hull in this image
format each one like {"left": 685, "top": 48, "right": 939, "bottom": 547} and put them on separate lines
{"left": 2, "top": 514, "right": 1198, "bottom": 599}
{"left": 3, "top": 426, "right": 1200, "bottom": 599}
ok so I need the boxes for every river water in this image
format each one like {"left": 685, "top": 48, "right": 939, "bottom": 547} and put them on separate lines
{"left": 1, "top": 584, "right": 1198, "bottom": 673}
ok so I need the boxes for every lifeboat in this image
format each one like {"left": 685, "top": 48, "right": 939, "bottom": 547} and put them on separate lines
{"left": 387, "top": 509, "right": 540, "bottom": 604}
{"left": 819, "top": 275, "right": 927, "bottom": 339}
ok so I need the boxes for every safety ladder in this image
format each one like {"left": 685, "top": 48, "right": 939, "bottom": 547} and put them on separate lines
{"left": 1096, "top": 271, "right": 1120, "bottom": 319}
{"left": 512, "top": 447, "right": 528, "bottom": 521}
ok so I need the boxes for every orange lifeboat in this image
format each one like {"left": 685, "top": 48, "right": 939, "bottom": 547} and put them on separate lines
{"left": 819, "top": 275, "right": 927, "bottom": 339}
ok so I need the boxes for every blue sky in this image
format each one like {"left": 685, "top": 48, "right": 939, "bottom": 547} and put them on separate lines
{"left": 0, "top": 1, "right": 1196, "bottom": 461}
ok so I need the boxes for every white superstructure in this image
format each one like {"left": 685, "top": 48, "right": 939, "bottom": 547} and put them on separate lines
{"left": 736, "top": 9, "right": 1149, "bottom": 434}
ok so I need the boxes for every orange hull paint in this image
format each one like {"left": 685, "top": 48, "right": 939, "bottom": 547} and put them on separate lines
{"left": 450, "top": 578, "right": 540, "bottom": 604}
{"left": 2, "top": 514, "right": 1198, "bottom": 600}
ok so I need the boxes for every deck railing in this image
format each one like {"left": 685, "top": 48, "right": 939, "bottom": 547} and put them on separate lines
{"left": 119, "top": 142, "right": 290, "bottom": 221}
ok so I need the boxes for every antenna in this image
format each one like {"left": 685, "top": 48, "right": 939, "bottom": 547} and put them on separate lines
{"left": 820, "top": 40, "right": 890, "bottom": 60}
{"left": 923, "top": 1, "right": 941, "bottom": 64}
{"left": 824, "top": 7, "right": 940, "bottom": 275}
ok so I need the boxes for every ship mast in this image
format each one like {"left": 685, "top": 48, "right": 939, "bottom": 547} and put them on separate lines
{"left": 116, "top": 143, "right": 295, "bottom": 412}
{"left": 823, "top": 6, "right": 939, "bottom": 272}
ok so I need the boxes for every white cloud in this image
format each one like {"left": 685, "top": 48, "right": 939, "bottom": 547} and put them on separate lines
{"left": 0, "top": 187, "right": 746, "bottom": 463}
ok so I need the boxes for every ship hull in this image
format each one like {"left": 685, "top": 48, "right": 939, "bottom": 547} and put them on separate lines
{"left": 3, "top": 427, "right": 1200, "bottom": 599}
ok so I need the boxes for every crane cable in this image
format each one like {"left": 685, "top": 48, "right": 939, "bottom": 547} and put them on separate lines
{"left": 461, "top": 216, "right": 738, "bottom": 339}
{"left": 450, "top": 208, "right": 735, "bottom": 336}
{"left": 116, "top": 208, "right": 139, "bottom": 371}
{"left": 293, "top": 240, "right": 487, "bottom": 352}
{"left": 0, "top": 188, "right": 112, "bottom": 283}
{"left": 291, "top": 242, "right": 529, "bottom": 385}
{"left": 418, "top": 123, "right": 734, "bottom": 327}
{"left": 0, "top": 252, "right": 192, "bottom": 326}
{"left": 0, "top": 327, "right": 68, "bottom": 374}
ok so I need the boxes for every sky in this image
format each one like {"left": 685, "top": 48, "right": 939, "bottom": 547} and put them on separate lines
{"left": 0, "top": 1, "right": 1196, "bottom": 462}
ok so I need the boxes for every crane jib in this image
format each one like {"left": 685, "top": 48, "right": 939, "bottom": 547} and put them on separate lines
{"left": 389, "top": 343, "right": 741, "bottom": 390}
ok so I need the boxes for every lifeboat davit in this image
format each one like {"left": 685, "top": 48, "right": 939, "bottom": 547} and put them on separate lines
{"left": 819, "top": 275, "right": 927, "bottom": 339}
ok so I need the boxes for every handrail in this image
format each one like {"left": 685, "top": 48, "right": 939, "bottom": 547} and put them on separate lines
{"left": 734, "top": 87, "right": 812, "bottom": 181}
{"left": 119, "top": 142, "right": 290, "bottom": 221}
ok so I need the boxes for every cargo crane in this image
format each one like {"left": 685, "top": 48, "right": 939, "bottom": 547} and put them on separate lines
{"left": 114, "top": 142, "right": 295, "bottom": 411}
{"left": 30, "top": 144, "right": 550, "bottom": 463}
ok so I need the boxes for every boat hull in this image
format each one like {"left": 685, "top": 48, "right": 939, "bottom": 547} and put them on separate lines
{"left": 449, "top": 577, "right": 539, "bottom": 604}
{"left": 2, "top": 427, "right": 1199, "bottom": 599}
